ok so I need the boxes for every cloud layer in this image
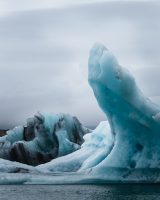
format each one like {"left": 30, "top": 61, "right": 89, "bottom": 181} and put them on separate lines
{"left": 0, "top": 1, "right": 160, "bottom": 128}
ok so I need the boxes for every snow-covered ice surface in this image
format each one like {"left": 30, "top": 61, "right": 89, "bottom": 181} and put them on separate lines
{"left": 0, "top": 43, "right": 160, "bottom": 184}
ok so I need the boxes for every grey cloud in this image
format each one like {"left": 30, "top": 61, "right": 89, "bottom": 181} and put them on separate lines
{"left": 132, "top": 66, "right": 160, "bottom": 98}
{"left": 0, "top": 1, "right": 160, "bottom": 128}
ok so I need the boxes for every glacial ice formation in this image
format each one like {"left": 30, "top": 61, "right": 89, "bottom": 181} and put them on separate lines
{"left": 37, "top": 121, "right": 113, "bottom": 173}
{"left": 37, "top": 43, "right": 160, "bottom": 181}
{"left": 0, "top": 43, "right": 160, "bottom": 183}
{"left": 88, "top": 43, "right": 160, "bottom": 172}
{"left": 0, "top": 113, "right": 90, "bottom": 165}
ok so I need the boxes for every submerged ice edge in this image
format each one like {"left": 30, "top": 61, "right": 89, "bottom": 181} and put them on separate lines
{"left": 1, "top": 168, "right": 160, "bottom": 184}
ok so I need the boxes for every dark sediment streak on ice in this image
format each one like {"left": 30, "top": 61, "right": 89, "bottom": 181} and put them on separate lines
{"left": 0, "top": 113, "right": 90, "bottom": 166}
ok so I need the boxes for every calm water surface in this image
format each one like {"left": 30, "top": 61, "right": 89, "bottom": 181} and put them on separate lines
{"left": 0, "top": 184, "right": 160, "bottom": 200}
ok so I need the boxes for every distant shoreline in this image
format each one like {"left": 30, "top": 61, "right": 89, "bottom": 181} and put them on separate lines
{"left": 0, "top": 130, "right": 6, "bottom": 137}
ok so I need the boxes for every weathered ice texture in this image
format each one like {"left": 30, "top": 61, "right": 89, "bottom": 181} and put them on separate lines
{"left": 88, "top": 43, "right": 160, "bottom": 173}
{"left": 38, "top": 43, "right": 160, "bottom": 181}
{"left": 0, "top": 43, "right": 160, "bottom": 184}
{"left": 37, "top": 121, "right": 113, "bottom": 173}
{"left": 0, "top": 113, "right": 90, "bottom": 166}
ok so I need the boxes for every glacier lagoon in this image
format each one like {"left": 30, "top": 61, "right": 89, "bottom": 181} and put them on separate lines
{"left": 2, "top": 185, "right": 160, "bottom": 200}
{"left": 0, "top": 43, "right": 160, "bottom": 184}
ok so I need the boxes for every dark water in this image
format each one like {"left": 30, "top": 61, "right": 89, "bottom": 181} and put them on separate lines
{"left": 0, "top": 185, "right": 160, "bottom": 200}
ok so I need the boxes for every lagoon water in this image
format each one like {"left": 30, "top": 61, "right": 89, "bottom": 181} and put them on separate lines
{"left": 0, "top": 185, "right": 160, "bottom": 200}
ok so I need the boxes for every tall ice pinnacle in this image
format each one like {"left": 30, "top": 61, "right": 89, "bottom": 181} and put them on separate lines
{"left": 88, "top": 43, "right": 160, "bottom": 171}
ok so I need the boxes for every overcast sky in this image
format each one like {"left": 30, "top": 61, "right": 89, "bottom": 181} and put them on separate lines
{"left": 0, "top": 0, "right": 160, "bottom": 129}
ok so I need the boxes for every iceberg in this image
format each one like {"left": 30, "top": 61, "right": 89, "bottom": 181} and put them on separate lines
{"left": 88, "top": 43, "right": 160, "bottom": 172}
{"left": 0, "top": 113, "right": 90, "bottom": 166}
{"left": 37, "top": 43, "right": 160, "bottom": 182}
{"left": 37, "top": 121, "right": 113, "bottom": 173}
{"left": 0, "top": 43, "right": 160, "bottom": 184}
